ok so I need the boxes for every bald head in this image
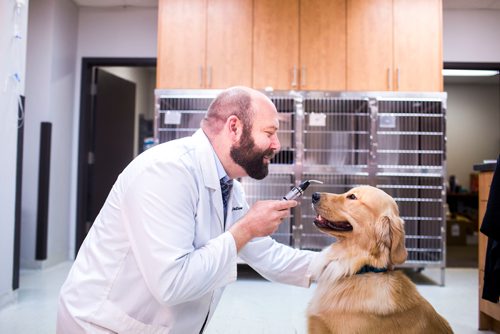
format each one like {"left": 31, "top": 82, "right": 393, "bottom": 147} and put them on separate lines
{"left": 200, "top": 86, "right": 281, "bottom": 179}
{"left": 201, "top": 86, "right": 273, "bottom": 137}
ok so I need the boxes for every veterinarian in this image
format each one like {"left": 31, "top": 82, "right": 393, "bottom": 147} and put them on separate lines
{"left": 57, "top": 86, "right": 319, "bottom": 333}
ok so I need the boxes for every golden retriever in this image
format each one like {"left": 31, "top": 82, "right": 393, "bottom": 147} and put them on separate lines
{"left": 307, "top": 186, "right": 453, "bottom": 334}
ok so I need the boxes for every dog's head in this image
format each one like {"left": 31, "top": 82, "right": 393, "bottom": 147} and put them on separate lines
{"left": 312, "top": 185, "right": 407, "bottom": 267}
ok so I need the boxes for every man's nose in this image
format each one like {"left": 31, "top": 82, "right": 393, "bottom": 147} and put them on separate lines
{"left": 271, "top": 134, "right": 281, "bottom": 151}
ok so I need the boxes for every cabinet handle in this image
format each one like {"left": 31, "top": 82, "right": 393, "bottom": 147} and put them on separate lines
{"left": 301, "top": 66, "right": 307, "bottom": 87}
{"left": 199, "top": 65, "right": 203, "bottom": 88}
{"left": 291, "top": 66, "right": 298, "bottom": 88}
{"left": 396, "top": 67, "right": 400, "bottom": 91}
{"left": 208, "top": 66, "right": 212, "bottom": 88}
{"left": 387, "top": 67, "right": 392, "bottom": 90}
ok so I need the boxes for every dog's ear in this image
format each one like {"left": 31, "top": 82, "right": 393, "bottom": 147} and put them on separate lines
{"left": 387, "top": 214, "right": 407, "bottom": 265}
{"left": 376, "top": 213, "right": 407, "bottom": 265}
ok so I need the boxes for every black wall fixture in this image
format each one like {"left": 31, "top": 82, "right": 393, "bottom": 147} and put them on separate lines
{"left": 36, "top": 122, "right": 52, "bottom": 260}
{"left": 13, "top": 95, "right": 25, "bottom": 290}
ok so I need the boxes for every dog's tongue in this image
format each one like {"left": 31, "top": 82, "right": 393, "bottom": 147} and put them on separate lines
{"left": 314, "top": 215, "right": 353, "bottom": 231}
{"left": 316, "top": 215, "right": 326, "bottom": 222}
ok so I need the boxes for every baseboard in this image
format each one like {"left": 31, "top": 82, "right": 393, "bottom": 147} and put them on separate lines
{"left": 20, "top": 258, "right": 44, "bottom": 270}
{"left": 20, "top": 251, "right": 67, "bottom": 270}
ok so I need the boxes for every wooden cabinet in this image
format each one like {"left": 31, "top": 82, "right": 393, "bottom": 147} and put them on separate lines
{"left": 393, "top": 0, "right": 443, "bottom": 91}
{"left": 347, "top": 0, "right": 393, "bottom": 91}
{"left": 157, "top": 0, "right": 442, "bottom": 92}
{"left": 157, "top": 0, "right": 252, "bottom": 89}
{"left": 157, "top": 0, "right": 205, "bottom": 89}
{"left": 253, "top": 0, "right": 346, "bottom": 91}
{"left": 347, "top": 0, "right": 442, "bottom": 91}
{"left": 300, "top": 0, "right": 346, "bottom": 91}
{"left": 206, "top": 0, "right": 253, "bottom": 88}
{"left": 253, "top": 0, "right": 299, "bottom": 90}
{"left": 478, "top": 170, "right": 500, "bottom": 332}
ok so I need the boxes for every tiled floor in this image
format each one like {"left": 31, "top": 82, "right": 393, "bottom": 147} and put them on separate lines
{"left": 0, "top": 261, "right": 496, "bottom": 334}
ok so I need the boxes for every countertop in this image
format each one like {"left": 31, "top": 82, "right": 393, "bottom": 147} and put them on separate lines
{"left": 474, "top": 161, "right": 497, "bottom": 172}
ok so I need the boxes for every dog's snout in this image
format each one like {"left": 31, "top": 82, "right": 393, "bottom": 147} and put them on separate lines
{"left": 312, "top": 192, "right": 321, "bottom": 204}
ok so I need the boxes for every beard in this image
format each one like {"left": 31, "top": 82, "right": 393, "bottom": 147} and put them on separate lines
{"left": 230, "top": 131, "right": 275, "bottom": 180}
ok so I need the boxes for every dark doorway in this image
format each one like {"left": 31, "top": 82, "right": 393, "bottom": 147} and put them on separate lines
{"left": 88, "top": 69, "right": 135, "bottom": 224}
{"left": 76, "top": 58, "right": 156, "bottom": 256}
{"left": 443, "top": 62, "right": 500, "bottom": 268}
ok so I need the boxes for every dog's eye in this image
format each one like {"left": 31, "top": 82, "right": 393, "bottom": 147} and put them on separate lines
{"left": 347, "top": 194, "right": 357, "bottom": 200}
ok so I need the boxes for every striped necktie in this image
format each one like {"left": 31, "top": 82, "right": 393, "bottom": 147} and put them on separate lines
{"left": 220, "top": 176, "right": 233, "bottom": 224}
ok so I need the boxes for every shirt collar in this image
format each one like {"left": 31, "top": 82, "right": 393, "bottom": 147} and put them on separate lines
{"left": 209, "top": 142, "right": 229, "bottom": 181}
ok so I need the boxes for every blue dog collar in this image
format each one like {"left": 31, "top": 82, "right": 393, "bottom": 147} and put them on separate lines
{"left": 355, "top": 265, "right": 388, "bottom": 275}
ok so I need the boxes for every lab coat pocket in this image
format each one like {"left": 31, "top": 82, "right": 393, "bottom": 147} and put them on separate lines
{"left": 89, "top": 300, "right": 171, "bottom": 334}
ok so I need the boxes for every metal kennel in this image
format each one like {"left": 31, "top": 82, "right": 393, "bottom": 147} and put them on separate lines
{"left": 154, "top": 89, "right": 447, "bottom": 284}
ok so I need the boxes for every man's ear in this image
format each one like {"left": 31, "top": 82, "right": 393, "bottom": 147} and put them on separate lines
{"left": 227, "top": 115, "right": 241, "bottom": 141}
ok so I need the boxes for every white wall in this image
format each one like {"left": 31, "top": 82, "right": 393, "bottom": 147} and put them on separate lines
{"left": 0, "top": 0, "right": 29, "bottom": 307}
{"left": 22, "top": 0, "right": 78, "bottom": 269}
{"left": 443, "top": 9, "right": 500, "bottom": 62}
{"left": 77, "top": 7, "right": 157, "bottom": 58}
{"left": 445, "top": 82, "right": 500, "bottom": 188}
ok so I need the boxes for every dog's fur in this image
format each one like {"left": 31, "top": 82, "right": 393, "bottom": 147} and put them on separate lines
{"left": 307, "top": 186, "right": 453, "bottom": 334}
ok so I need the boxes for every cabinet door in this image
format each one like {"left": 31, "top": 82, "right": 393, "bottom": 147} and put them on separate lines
{"left": 253, "top": 0, "right": 299, "bottom": 90}
{"left": 206, "top": 0, "right": 253, "bottom": 88}
{"left": 347, "top": 0, "right": 393, "bottom": 91}
{"left": 300, "top": 0, "right": 346, "bottom": 91}
{"left": 394, "top": 0, "right": 443, "bottom": 91}
{"left": 157, "top": 0, "right": 206, "bottom": 89}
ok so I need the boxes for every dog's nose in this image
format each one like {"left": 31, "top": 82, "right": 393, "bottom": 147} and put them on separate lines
{"left": 311, "top": 192, "right": 321, "bottom": 204}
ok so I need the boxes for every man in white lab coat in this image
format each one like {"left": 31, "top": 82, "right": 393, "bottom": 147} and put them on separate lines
{"left": 57, "top": 86, "right": 319, "bottom": 333}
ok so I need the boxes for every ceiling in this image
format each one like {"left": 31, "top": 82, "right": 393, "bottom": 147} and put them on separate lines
{"left": 73, "top": 0, "right": 500, "bottom": 9}
{"left": 443, "top": 0, "right": 500, "bottom": 9}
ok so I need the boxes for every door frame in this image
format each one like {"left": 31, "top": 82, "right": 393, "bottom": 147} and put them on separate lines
{"left": 76, "top": 57, "right": 156, "bottom": 256}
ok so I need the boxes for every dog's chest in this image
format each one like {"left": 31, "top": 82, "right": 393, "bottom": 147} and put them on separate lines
{"left": 310, "top": 273, "right": 399, "bottom": 315}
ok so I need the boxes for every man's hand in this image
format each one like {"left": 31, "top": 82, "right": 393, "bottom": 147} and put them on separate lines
{"left": 229, "top": 200, "right": 298, "bottom": 251}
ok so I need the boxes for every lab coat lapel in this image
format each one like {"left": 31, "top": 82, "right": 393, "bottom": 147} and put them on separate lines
{"left": 193, "top": 130, "right": 225, "bottom": 231}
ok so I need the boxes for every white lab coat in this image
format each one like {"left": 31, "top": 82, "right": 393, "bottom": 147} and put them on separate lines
{"left": 57, "top": 129, "right": 318, "bottom": 334}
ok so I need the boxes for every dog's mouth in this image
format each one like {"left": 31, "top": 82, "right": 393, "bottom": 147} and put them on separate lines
{"left": 313, "top": 215, "right": 353, "bottom": 232}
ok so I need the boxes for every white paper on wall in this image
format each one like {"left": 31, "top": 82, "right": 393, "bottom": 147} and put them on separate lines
{"left": 308, "top": 113, "right": 326, "bottom": 127}
{"left": 164, "top": 111, "right": 181, "bottom": 125}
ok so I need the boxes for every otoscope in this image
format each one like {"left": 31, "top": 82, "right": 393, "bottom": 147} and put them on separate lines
{"left": 282, "top": 180, "right": 323, "bottom": 200}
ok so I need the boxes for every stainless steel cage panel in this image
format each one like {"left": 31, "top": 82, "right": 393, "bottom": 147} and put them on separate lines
{"left": 155, "top": 90, "right": 297, "bottom": 166}
{"left": 267, "top": 96, "right": 296, "bottom": 165}
{"left": 298, "top": 173, "right": 371, "bottom": 250}
{"left": 376, "top": 99, "right": 445, "bottom": 172}
{"left": 156, "top": 95, "right": 214, "bottom": 143}
{"left": 302, "top": 98, "right": 371, "bottom": 171}
{"left": 239, "top": 173, "right": 294, "bottom": 246}
{"left": 155, "top": 90, "right": 297, "bottom": 244}
{"left": 373, "top": 97, "right": 446, "bottom": 284}
{"left": 376, "top": 176, "right": 444, "bottom": 264}
{"left": 155, "top": 90, "right": 447, "bottom": 284}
